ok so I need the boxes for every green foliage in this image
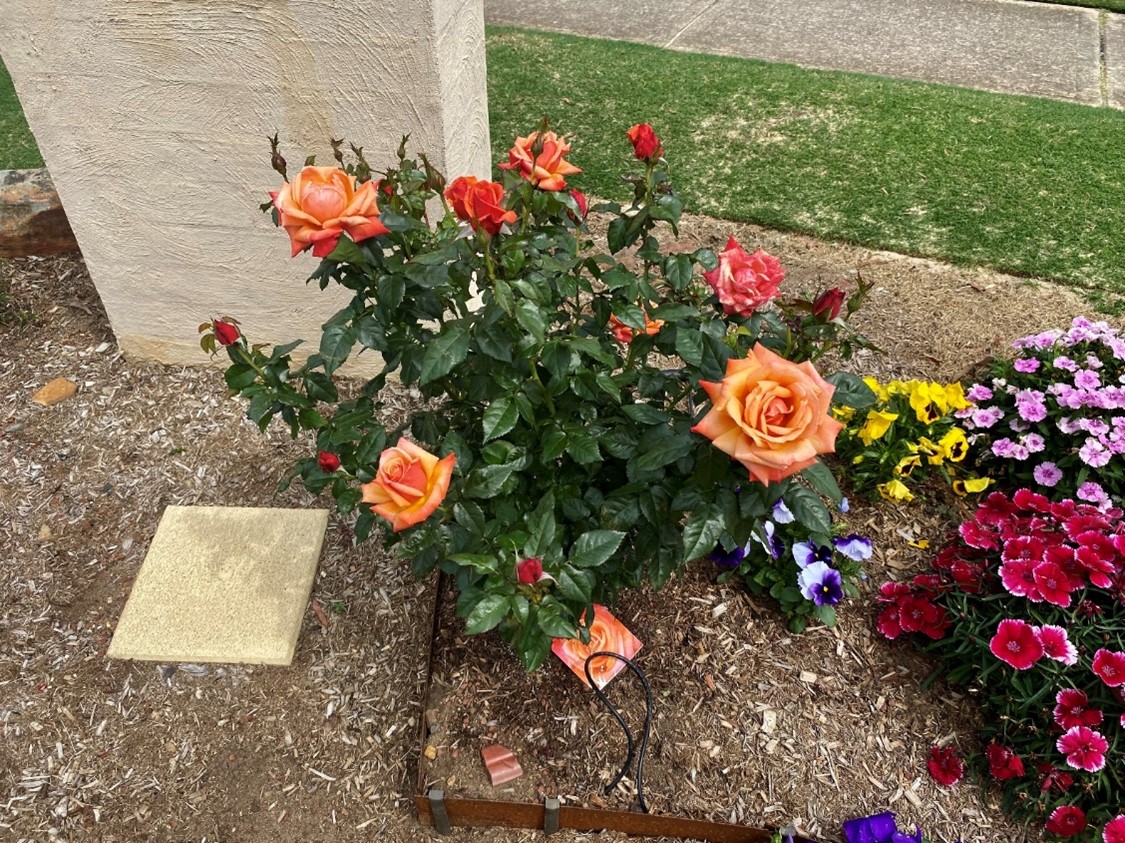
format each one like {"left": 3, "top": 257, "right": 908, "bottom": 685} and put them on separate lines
{"left": 213, "top": 132, "right": 870, "bottom": 670}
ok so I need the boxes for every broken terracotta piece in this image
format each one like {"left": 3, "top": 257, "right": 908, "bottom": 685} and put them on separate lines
{"left": 480, "top": 743, "right": 523, "bottom": 786}
{"left": 31, "top": 376, "right": 77, "bottom": 406}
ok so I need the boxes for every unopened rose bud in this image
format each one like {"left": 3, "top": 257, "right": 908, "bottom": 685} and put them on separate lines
{"left": 626, "top": 123, "right": 663, "bottom": 163}
{"left": 812, "top": 287, "right": 846, "bottom": 322}
{"left": 515, "top": 557, "right": 544, "bottom": 585}
{"left": 212, "top": 319, "right": 241, "bottom": 346}
{"left": 318, "top": 451, "right": 341, "bottom": 473}
{"left": 569, "top": 189, "right": 588, "bottom": 220}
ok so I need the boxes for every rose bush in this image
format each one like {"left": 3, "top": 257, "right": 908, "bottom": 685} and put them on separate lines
{"left": 202, "top": 125, "right": 876, "bottom": 668}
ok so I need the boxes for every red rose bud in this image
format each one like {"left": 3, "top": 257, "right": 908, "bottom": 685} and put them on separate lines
{"left": 516, "top": 557, "right": 544, "bottom": 585}
{"left": 626, "top": 123, "right": 663, "bottom": 162}
{"left": 317, "top": 451, "right": 341, "bottom": 473}
{"left": 812, "top": 287, "right": 846, "bottom": 322}
{"left": 569, "top": 189, "right": 588, "bottom": 220}
{"left": 213, "top": 319, "right": 240, "bottom": 346}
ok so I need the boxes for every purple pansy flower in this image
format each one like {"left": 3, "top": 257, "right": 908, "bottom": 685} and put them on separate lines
{"left": 843, "top": 811, "right": 924, "bottom": 843}
{"left": 792, "top": 541, "right": 832, "bottom": 569}
{"left": 797, "top": 562, "right": 843, "bottom": 607}
{"left": 771, "top": 499, "right": 795, "bottom": 524}
{"left": 833, "top": 534, "right": 873, "bottom": 561}
{"left": 709, "top": 542, "right": 745, "bottom": 568}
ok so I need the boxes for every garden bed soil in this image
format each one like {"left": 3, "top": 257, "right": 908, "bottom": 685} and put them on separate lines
{"left": 0, "top": 212, "right": 1099, "bottom": 843}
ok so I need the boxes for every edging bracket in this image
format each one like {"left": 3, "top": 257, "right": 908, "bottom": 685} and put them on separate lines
{"left": 428, "top": 788, "right": 451, "bottom": 835}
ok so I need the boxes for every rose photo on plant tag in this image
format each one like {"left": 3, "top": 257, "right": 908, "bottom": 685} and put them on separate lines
{"left": 551, "top": 604, "right": 642, "bottom": 690}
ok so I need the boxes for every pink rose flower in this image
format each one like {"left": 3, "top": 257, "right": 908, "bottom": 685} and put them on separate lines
{"left": 702, "top": 237, "right": 784, "bottom": 317}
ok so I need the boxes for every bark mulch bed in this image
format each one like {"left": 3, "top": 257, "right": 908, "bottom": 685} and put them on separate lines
{"left": 0, "top": 215, "right": 1098, "bottom": 843}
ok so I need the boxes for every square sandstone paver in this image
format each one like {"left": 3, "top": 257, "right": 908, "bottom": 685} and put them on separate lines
{"left": 108, "top": 506, "right": 329, "bottom": 665}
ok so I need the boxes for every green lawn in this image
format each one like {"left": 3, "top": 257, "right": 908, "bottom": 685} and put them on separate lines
{"left": 0, "top": 60, "right": 42, "bottom": 169}
{"left": 4, "top": 31, "right": 1125, "bottom": 307}
{"left": 1027, "top": 0, "right": 1125, "bottom": 12}
{"left": 486, "top": 27, "right": 1125, "bottom": 308}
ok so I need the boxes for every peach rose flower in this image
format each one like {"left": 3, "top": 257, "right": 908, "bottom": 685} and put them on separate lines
{"left": 360, "top": 438, "right": 455, "bottom": 532}
{"left": 498, "top": 130, "right": 582, "bottom": 191}
{"left": 271, "top": 166, "right": 389, "bottom": 258}
{"left": 702, "top": 237, "right": 784, "bottom": 317}
{"left": 551, "top": 604, "right": 642, "bottom": 689}
{"left": 692, "top": 343, "right": 843, "bottom": 484}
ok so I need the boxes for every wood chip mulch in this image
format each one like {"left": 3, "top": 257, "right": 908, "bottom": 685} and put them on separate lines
{"left": 0, "top": 217, "right": 1102, "bottom": 843}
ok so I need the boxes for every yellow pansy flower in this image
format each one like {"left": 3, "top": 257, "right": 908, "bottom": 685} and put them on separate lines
{"left": 858, "top": 410, "right": 899, "bottom": 445}
{"left": 912, "top": 436, "right": 944, "bottom": 465}
{"left": 939, "top": 427, "right": 969, "bottom": 462}
{"left": 863, "top": 377, "right": 889, "bottom": 403}
{"left": 833, "top": 405, "right": 856, "bottom": 422}
{"left": 944, "top": 382, "right": 970, "bottom": 411}
{"left": 952, "top": 476, "right": 993, "bottom": 496}
{"left": 878, "top": 479, "right": 914, "bottom": 503}
{"left": 909, "top": 382, "right": 947, "bottom": 423}
{"left": 894, "top": 454, "right": 922, "bottom": 477}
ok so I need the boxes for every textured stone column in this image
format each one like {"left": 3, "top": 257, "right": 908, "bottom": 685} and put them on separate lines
{"left": 0, "top": 0, "right": 490, "bottom": 364}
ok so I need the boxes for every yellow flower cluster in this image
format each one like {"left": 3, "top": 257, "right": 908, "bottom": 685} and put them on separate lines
{"left": 839, "top": 377, "right": 992, "bottom": 504}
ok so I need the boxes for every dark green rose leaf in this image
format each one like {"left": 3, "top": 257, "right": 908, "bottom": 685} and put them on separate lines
{"left": 826, "top": 371, "right": 876, "bottom": 410}
{"left": 681, "top": 503, "right": 724, "bottom": 563}
{"left": 570, "top": 530, "right": 626, "bottom": 568}
{"left": 463, "top": 593, "right": 509, "bottom": 635}
{"left": 483, "top": 396, "right": 519, "bottom": 442}
{"left": 420, "top": 322, "right": 470, "bottom": 384}
{"left": 785, "top": 485, "right": 833, "bottom": 535}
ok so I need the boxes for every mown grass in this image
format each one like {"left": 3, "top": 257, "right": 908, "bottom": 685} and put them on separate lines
{"left": 0, "top": 60, "right": 43, "bottom": 170}
{"left": 1027, "top": 0, "right": 1125, "bottom": 12}
{"left": 486, "top": 27, "right": 1125, "bottom": 308}
{"left": 4, "top": 33, "right": 1125, "bottom": 307}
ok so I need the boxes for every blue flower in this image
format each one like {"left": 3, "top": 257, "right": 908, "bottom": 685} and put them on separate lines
{"left": 842, "top": 812, "right": 898, "bottom": 843}
{"left": 771, "top": 499, "right": 795, "bottom": 524}
{"left": 838, "top": 496, "right": 850, "bottom": 513}
{"left": 842, "top": 812, "right": 924, "bottom": 843}
{"left": 797, "top": 561, "right": 843, "bottom": 606}
{"left": 832, "top": 534, "right": 873, "bottom": 561}
{"left": 709, "top": 542, "right": 746, "bottom": 569}
{"left": 792, "top": 541, "right": 832, "bottom": 569}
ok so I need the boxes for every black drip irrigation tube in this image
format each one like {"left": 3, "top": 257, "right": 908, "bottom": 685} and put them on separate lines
{"left": 584, "top": 651, "right": 654, "bottom": 814}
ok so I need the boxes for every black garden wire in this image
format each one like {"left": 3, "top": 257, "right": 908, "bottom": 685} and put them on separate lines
{"left": 583, "top": 651, "right": 653, "bottom": 814}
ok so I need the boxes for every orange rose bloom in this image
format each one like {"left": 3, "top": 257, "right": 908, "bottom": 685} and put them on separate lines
{"left": 608, "top": 312, "right": 664, "bottom": 344}
{"left": 444, "top": 176, "right": 517, "bottom": 236}
{"left": 692, "top": 343, "right": 843, "bottom": 485}
{"left": 497, "top": 130, "right": 582, "bottom": 191}
{"left": 360, "top": 438, "right": 455, "bottom": 532}
{"left": 271, "top": 165, "right": 389, "bottom": 258}
{"left": 551, "top": 604, "right": 642, "bottom": 690}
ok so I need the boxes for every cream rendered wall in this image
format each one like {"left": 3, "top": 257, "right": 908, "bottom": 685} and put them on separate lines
{"left": 0, "top": 0, "right": 490, "bottom": 364}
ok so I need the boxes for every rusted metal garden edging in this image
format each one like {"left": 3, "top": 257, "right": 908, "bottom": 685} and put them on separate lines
{"left": 412, "top": 574, "right": 816, "bottom": 843}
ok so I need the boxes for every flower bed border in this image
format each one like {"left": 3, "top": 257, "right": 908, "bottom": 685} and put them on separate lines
{"left": 411, "top": 574, "right": 815, "bottom": 843}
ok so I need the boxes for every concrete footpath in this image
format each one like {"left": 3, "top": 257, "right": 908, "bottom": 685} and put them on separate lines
{"left": 485, "top": 0, "right": 1125, "bottom": 109}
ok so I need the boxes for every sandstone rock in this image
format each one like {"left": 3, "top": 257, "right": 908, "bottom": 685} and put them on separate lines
{"left": 0, "top": 169, "right": 80, "bottom": 258}
{"left": 31, "top": 376, "right": 77, "bottom": 406}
